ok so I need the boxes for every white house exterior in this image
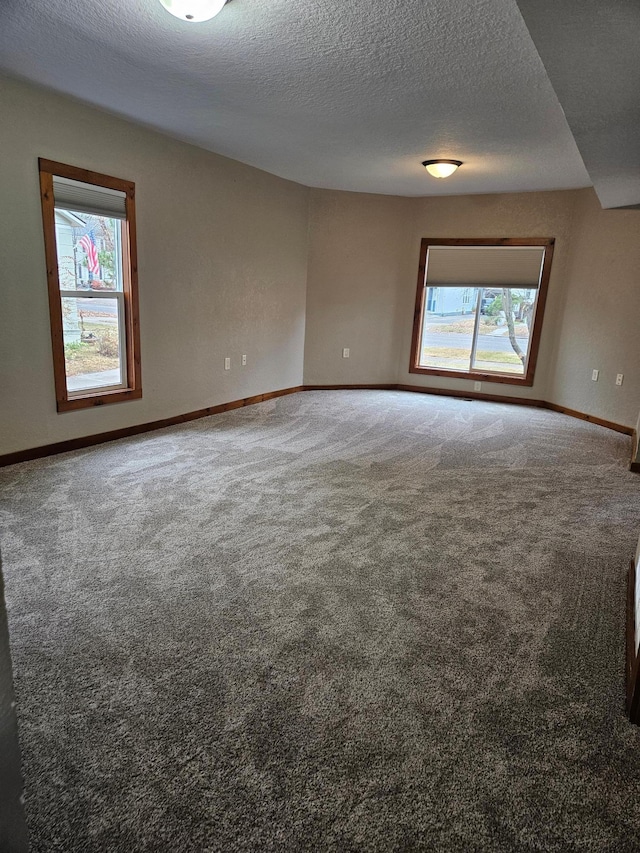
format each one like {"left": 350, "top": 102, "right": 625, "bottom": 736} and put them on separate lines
{"left": 54, "top": 209, "right": 86, "bottom": 345}
{"left": 425, "top": 286, "right": 476, "bottom": 316}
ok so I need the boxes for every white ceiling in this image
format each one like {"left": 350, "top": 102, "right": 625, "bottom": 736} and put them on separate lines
{"left": 0, "top": 0, "right": 598, "bottom": 197}
{"left": 516, "top": 0, "right": 640, "bottom": 209}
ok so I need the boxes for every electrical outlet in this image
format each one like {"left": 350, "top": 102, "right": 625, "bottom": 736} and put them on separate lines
{"left": 592, "top": 369, "right": 599, "bottom": 381}
{"left": 224, "top": 357, "right": 231, "bottom": 370}
{"left": 474, "top": 381, "right": 481, "bottom": 391}
{"left": 616, "top": 373, "right": 624, "bottom": 386}
{"left": 242, "top": 354, "right": 247, "bottom": 366}
{"left": 342, "top": 348, "right": 350, "bottom": 358}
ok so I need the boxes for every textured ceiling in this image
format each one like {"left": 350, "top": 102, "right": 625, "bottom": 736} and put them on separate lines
{"left": 516, "top": 0, "right": 640, "bottom": 209}
{"left": 0, "top": 0, "right": 593, "bottom": 197}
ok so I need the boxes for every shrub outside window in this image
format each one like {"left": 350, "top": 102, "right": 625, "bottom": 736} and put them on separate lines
{"left": 409, "top": 238, "right": 554, "bottom": 386}
{"left": 39, "top": 160, "right": 141, "bottom": 411}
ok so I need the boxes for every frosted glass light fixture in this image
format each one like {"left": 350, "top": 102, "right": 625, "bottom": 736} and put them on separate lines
{"left": 159, "top": 0, "right": 227, "bottom": 22}
{"left": 422, "top": 159, "right": 463, "bottom": 178}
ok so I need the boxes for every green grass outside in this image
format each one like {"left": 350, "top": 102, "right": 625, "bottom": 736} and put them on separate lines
{"left": 421, "top": 346, "right": 525, "bottom": 375}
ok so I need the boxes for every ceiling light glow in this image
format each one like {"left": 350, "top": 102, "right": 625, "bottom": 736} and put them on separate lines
{"left": 422, "top": 159, "right": 463, "bottom": 178}
{"left": 159, "top": 0, "right": 227, "bottom": 22}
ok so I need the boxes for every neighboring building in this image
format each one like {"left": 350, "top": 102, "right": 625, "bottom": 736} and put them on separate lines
{"left": 426, "top": 286, "right": 476, "bottom": 315}
{"left": 54, "top": 209, "right": 86, "bottom": 345}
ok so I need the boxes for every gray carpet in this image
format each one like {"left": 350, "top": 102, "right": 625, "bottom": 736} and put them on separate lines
{"left": 2, "top": 390, "right": 640, "bottom": 852}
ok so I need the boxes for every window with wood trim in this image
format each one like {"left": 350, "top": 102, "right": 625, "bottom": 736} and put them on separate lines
{"left": 39, "top": 159, "right": 141, "bottom": 412}
{"left": 409, "top": 238, "right": 554, "bottom": 386}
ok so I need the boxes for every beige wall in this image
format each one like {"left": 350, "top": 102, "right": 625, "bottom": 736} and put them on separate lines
{"left": 397, "top": 191, "right": 579, "bottom": 402}
{"left": 549, "top": 189, "right": 640, "bottom": 428}
{"left": 0, "top": 76, "right": 309, "bottom": 455}
{"left": 2, "top": 76, "right": 639, "bottom": 456}
{"left": 305, "top": 188, "right": 579, "bottom": 401}
{"left": 304, "top": 191, "right": 414, "bottom": 385}
{"left": 306, "top": 186, "right": 640, "bottom": 428}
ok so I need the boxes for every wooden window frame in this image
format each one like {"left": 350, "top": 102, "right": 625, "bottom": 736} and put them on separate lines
{"left": 39, "top": 159, "right": 142, "bottom": 412}
{"left": 409, "top": 237, "right": 555, "bottom": 387}
{"left": 38, "top": 158, "right": 142, "bottom": 412}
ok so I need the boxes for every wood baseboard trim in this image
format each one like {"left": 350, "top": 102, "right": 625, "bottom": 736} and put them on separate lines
{"left": 303, "top": 382, "right": 547, "bottom": 407}
{"left": 0, "top": 386, "right": 304, "bottom": 468}
{"left": 303, "top": 384, "right": 398, "bottom": 391}
{"left": 306, "top": 384, "right": 632, "bottom": 432}
{"left": 305, "top": 384, "right": 633, "bottom": 435}
{"left": 1, "top": 383, "right": 633, "bottom": 467}
{"left": 395, "top": 384, "right": 547, "bottom": 408}
{"left": 544, "top": 402, "right": 633, "bottom": 436}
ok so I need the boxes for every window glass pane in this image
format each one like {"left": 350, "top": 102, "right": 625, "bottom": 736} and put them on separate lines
{"left": 62, "top": 296, "right": 123, "bottom": 393}
{"left": 419, "top": 287, "right": 480, "bottom": 371}
{"left": 54, "top": 210, "right": 122, "bottom": 292}
{"left": 411, "top": 240, "right": 552, "bottom": 385}
{"left": 41, "top": 161, "right": 141, "bottom": 410}
{"left": 471, "top": 288, "right": 536, "bottom": 375}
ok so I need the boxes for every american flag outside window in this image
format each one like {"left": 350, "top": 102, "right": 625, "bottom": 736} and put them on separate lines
{"left": 78, "top": 230, "right": 100, "bottom": 276}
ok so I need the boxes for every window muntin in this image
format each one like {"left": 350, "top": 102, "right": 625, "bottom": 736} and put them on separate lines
{"left": 410, "top": 239, "right": 554, "bottom": 387}
{"left": 39, "top": 160, "right": 141, "bottom": 412}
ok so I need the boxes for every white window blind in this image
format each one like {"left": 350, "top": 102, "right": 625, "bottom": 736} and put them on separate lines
{"left": 426, "top": 245, "right": 545, "bottom": 287}
{"left": 53, "top": 176, "right": 127, "bottom": 220}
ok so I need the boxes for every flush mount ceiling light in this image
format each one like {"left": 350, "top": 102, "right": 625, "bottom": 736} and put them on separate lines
{"left": 158, "top": 0, "right": 227, "bottom": 22}
{"left": 422, "top": 159, "right": 463, "bottom": 179}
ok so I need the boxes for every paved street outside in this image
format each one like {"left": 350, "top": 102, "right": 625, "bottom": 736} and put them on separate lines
{"left": 424, "top": 329, "right": 528, "bottom": 353}
{"left": 67, "top": 368, "right": 121, "bottom": 392}
{"left": 77, "top": 296, "right": 118, "bottom": 323}
{"left": 424, "top": 312, "right": 529, "bottom": 353}
{"left": 422, "top": 312, "right": 529, "bottom": 372}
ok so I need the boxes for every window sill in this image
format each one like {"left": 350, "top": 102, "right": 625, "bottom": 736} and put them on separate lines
{"left": 57, "top": 387, "right": 142, "bottom": 412}
{"left": 409, "top": 364, "right": 534, "bottom": 387}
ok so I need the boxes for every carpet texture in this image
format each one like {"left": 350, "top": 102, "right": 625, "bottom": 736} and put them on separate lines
{"left": 1, "top": 390, "right": 640, "bottom": 852}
